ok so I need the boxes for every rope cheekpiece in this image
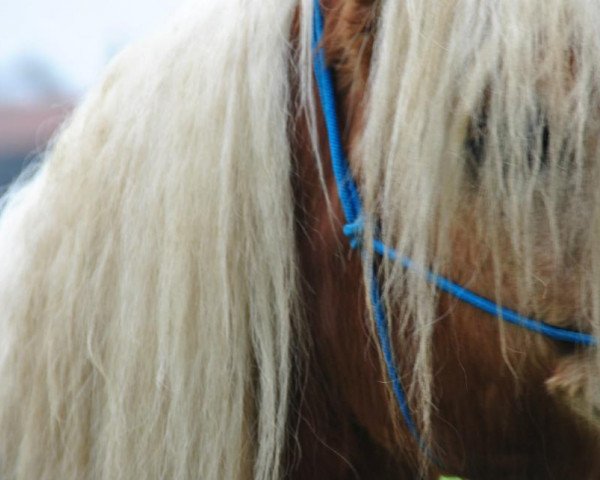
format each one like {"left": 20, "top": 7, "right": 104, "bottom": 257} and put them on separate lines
{"left": 312, "top": 0, "right": 598, "bottom": 462}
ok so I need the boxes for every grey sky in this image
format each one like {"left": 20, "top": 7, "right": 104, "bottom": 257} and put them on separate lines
{"left": 0, "top": 0, "right": 183, "bottom": 102}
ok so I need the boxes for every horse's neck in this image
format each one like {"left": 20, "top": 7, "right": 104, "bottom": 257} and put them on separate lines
{"left": 284, "top": 4, "right": 426, "bottom": 477}
{"left": 288, "top": 79, "right": 428, "bottom": 479}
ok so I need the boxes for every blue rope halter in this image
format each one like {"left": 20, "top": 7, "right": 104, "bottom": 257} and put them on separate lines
{"left": 312, "top": 0, "right": 597, "bottom": 450}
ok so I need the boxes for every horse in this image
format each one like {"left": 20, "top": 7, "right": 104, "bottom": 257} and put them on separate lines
{"left": 1, "top": 0, "right": 600, "bottom": 478}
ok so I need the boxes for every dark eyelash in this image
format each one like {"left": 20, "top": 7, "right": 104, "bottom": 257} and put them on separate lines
{"left": 465, "top": 110, "right": 488, "bottom": 179}
{"left": 465, "top": 110, "right": 550, "bottom": 178}
{"left": 527, "top": 120, "right": 550, "bottom": 170}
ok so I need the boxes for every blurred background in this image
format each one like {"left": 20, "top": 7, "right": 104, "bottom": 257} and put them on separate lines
{"left": 0, "top": 0, "right": 183, "bottom": 189}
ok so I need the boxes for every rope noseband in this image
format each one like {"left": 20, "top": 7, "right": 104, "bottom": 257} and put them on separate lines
{"left": 312, "top": 0, "right": 597, "bottom": 457}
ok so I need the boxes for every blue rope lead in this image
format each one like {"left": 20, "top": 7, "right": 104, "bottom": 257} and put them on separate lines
{"left": 369, "top": 269, "right": 422, "bottom": 442}
{"left": 312, "top": 0, "right": 424, "bottom": 449}
{"left": 312, "top": 2, "right": 362, "bottom": 223}
{"left": 371, "top": 239, "right": 597, "bottom": 346}
{"left": 312, "top": 0, "right": 597, "bottom": 453}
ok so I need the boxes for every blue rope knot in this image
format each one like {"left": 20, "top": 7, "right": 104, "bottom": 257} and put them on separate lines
{"left": 342, "top": 217, "right": 364, "bottom": 250}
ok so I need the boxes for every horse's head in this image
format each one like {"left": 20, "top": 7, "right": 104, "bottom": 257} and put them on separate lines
{"left": 296, "top": 0, "right": 600, "bottom": 477}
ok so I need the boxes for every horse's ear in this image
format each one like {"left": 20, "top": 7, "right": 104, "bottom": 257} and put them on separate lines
{"left": 323, "top": 0, "right": 378, "bottom": 45}
{"left": 322, "top": 0, "right": 377, "bottom": 8}
{"left": 322, "top": 0, "right": 379, "bottom": 94}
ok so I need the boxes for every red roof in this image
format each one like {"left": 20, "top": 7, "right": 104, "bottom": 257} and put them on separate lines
{"left": 0, "top": 103, "right": 73, "bottom": 155}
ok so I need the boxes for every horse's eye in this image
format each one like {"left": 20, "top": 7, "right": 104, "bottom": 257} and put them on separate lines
{"left": 465, "top": 111, "right": 550, "bottom": 177}
{"left": 465, "top": 111, "right": 487, "bottom": 178}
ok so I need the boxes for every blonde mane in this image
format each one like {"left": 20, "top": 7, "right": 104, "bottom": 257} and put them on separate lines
{"left": 2, "top": 0, "right": 600, "bottom": 478}
{"left": 0, "top": 1, "right": 298, "bottom": 478}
